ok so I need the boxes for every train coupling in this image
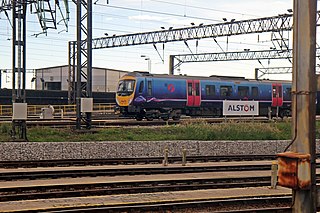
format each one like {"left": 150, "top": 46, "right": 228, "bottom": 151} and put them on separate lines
{"left": 114, "top": 106, "right": 120, "bottom": 114}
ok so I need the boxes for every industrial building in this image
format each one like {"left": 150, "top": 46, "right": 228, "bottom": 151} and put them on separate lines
{"left": 34, "top": 65, "right": 129, "bottom": 92}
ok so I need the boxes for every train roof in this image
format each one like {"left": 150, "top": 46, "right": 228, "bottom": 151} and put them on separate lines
{"left": 126, "top": 71, "right": 291, "bottom": 84}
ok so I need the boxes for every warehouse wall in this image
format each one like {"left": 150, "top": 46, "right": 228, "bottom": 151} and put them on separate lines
{"left": 35, "top": 65, "right": 128, "bottom": 92}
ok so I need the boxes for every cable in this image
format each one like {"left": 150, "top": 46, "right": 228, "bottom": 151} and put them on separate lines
{"left": 148, "top": 0, "right": 259, "bottom": 17}
{"left": 95, "top": 3, "right": 221, "bottom": 22}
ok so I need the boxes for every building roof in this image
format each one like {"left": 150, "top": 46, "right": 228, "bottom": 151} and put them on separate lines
{"left": 34, "top": 65, "right": 129, "bottom": 73}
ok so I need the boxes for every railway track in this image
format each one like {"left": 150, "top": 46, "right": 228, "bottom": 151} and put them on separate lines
{"left": 0, "top": 160, "right": 307, "bottom": 212}
{"left": 0, "top": 161, "right": 276, "bottom": 203}
{"left": 0, "top": 116, "right": 273, "bottom": 127}
{"left": 0, "top": 163, "right": 274, "bottom": 181}
{"left": 22, "top": 196, "right": 293, "bottom": 213}
{"left": 0, "top": 155, "right": 279, "bottom": 168}
{"left": 0, "top": 176, "right": 273, "bottom": 202}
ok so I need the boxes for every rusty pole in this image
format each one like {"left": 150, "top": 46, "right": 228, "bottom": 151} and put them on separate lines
{"left": 292, "top": 0, "right": 317, "bottom": 212}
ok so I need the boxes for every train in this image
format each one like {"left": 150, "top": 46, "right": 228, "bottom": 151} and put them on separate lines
{"left": 115, "top": 71, "right": 319, "bottom": 121}
{"left": 0, "top": 89, "right": 115, "bottom": 105}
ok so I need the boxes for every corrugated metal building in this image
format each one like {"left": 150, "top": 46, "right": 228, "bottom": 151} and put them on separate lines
{"left": 34, "top": 65, "right": 128, "bottom": 92}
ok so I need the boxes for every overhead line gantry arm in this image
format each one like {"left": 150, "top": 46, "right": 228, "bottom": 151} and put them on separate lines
{"left": 79, "top": 11, "right": 320, "bottom": 49}
{"left": 170, "top": 48, "right": 320, "bottom": 75}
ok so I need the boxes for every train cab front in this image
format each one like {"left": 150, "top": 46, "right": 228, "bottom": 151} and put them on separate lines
{"left": 115, "top": 76, "right": 137, "bottom": 116}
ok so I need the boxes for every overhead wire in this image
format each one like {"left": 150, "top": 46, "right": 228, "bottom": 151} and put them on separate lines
{"left": 148, "top": 0, "right": 259, "bottom": 17}
{"left": 94, "top": 3, "right": 222, "bottom": 22}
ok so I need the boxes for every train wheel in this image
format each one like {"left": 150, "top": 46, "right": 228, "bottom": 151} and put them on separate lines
{"left": 162, "top": 116, "right": 169, "bottom": 121}
{"left": 280, "top": 110, "right": 291, "bottom": 120}
{"left": 146, "top": 117, "right": 153, "bottom": 121}
{"left": 172, "top": 116, "right": 180, "bottom": 121}
{"left": 136, "top": 116, "right": 143, "bottom": 121}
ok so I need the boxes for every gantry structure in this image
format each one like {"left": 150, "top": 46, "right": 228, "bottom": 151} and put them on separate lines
{"left": 169, "top": 48, "right": 320, "bottom": 76}
{"left": 1, "top": 0, "right": 92, "bottom": 131}
{"left": 0, "top": 0, "right": 69, "bottom": 139}
{"left": 255, "top": 67, "right": 293, "bottom": 79}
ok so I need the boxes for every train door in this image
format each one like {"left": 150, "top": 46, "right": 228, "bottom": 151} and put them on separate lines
{"left": 272, "top": 84, "right": 283, "bottom": 107}
{"left": 187, "top": 80, "right": 201, "bottom": 107}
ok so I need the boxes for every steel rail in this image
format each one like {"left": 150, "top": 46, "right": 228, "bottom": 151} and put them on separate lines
{"left": 0, "top": 116, "right": 273, "bottom": 127}
{"left": 8, "top": 196, "right": 293, "bottom": 213}
{"left": 0, "top": 176, "right": 273, "bottom": 202}
{"left": 0, "top": 155, "right": 279, "bottom": 168}
{"left": 0, "top": 164, "right": 273, "bottom": 181}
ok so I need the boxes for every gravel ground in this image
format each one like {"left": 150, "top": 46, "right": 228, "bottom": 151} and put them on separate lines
{"left": 0, "top": 140, "right": 319, "bottom": 161}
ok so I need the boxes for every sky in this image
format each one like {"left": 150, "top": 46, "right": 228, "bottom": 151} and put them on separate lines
{"left": 0, "top": 0, "right": 318, "bottom": 88}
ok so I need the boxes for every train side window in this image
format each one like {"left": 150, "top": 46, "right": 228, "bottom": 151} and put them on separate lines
{"left": 238, "top": 86, "right": 249, "bottom": 97}
{"left": 252, "top": 87, "right": 259, "bottom": 98}
{"left": 147, "top": 81, "right": 152, "bottom": 96}
{"left": 195, "top": 83, "right": 200, "bottom": 96}
{"left": 206, "top": 85, "right": 215, "bottom": 96}
{"left": 138, "top": 81, "right": 144, "bottom": 93}
{"left": 286, "top": 87, "right": 291, "bottom": 99}
{"left": 188, "top": 83, "right": 193, "bottom": 95}
{"left": 272, "top": 86, "right": 277, "bottom": 98}
{"left": 220, "top": 86, "right": 232, "bottom": 97}
{"left": 278, "top": 86, "right": 283, "bottom": 98}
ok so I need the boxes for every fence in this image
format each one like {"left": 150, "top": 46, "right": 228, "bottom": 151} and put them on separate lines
{"left": 0, "top": 103, "right": 115, "bottom": 117}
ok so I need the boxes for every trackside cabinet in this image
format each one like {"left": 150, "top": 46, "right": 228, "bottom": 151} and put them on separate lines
{"left": 277, "top": 152, "right": 311, "bottom": 190}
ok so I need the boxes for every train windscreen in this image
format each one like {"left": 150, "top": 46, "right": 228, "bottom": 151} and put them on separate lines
{"left": 117, "top": 80, "right": 135, "bottom": 96}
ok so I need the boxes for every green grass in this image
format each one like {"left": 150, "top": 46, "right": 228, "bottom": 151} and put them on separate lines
{"left": 0, "top": 121, "right": 306, "bottom": 142}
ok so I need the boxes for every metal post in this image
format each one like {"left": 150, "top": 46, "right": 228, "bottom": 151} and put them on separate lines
{"left": 75, "top": 0, "right": 92, "bottom": 129}
{"left": 86, "top": 0, "right": 92, "bottom": 129}
{"left": 292, "top": 0, "right": 317, "bottom": 212}
{"left": 254, "top": 68, "right": 258, "bottom": 79}
{"left": 68, "top": 41, "right": 76, "bottom": 104}
{"left": 12, "top": 0, "right": 16, "bottom": 103}
{"left": 169, "top": 55, "right": 174, "bottom": 75}
{"left": 22, "top": 1, "right": 26, "bottom": 103}
{"left": 76, "top": 0, "right": 81, "bottom": 130}
{"left": 11, "top": 0, "right": 27, "bottom": 141}
{"left": 147, "top": 58, "right": 151, "bottom": 73}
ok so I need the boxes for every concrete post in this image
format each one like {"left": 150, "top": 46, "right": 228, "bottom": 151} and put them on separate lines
{"left": 163, "top": 148, "right": 168, "bottom": 166}
{"left": 182, "top": 149, "right": 187, "bottom": 166}
{"left": 271, "top": 161, "right": 278, "bottom": 189}
{"left": 268, "top": 107, "right": 272, "bottom": 121}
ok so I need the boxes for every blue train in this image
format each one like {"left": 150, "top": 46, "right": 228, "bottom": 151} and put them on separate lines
{"left": 115, "top": 71, "right": 308, "bottom": 121}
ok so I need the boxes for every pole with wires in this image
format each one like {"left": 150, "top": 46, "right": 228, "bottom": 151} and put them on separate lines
{"left": 291, "top": 0, "right": 317, "bottom": 212}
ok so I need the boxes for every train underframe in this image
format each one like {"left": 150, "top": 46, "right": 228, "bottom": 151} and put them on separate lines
{"left": 118, "top": 105, "right": 182, "bottom": 121}
{"left": 120, "top": 106, "right": 291, "bottom": 121}
{"left": 117, "top": 104, "right": 292, "bottom": 121}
